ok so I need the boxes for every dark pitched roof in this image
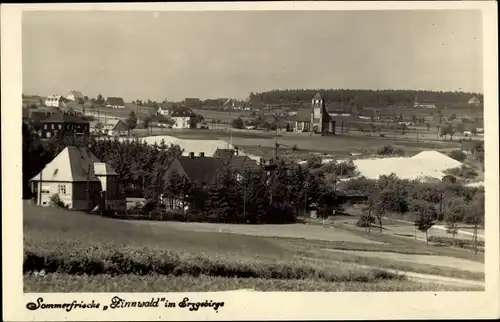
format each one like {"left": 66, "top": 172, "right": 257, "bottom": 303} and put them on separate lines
{"left": 39, "top": 113, "right": 90, "bottom": 124}
{"left": 31, "top": 146, "right": 103, "bottom": 182}
{"left": 213, "top": 148, "right": 236, "bottom": 158}
{"left": 171, "top": 106, "right": 195, "bottom": 117}
{"left": 159, "top": 102, "right": 175, "bottom": 110}
{"left": 175, "top": 156, "right": 227, "bottom": 184}
{"left": 106, "top": 97, "right": 125, "bottom": 106}
{"left": 149, "top": 114, "right": 171, "bottom": 123}
{"left": 313, "top": 92, "right": 323, "bottom": 100}
{"left": 228, "top": 155, "right": 259, "bottom": 171}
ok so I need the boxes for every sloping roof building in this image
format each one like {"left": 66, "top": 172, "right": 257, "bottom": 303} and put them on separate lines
{"left": 106, "top": 97, "right": 125, "bottom": 108}
{"left": 30, "top": 146, "right": 125, "bottom": 211}
{"left": 165, "top": 154, "right": 227, "bottom": 185}
{"left": 67, "top": 91, "right": 85, "bottom": 102}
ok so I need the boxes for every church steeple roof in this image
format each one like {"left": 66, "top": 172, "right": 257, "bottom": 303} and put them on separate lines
{"left": 313, "top": 92, "right": 323, "bottom": 100}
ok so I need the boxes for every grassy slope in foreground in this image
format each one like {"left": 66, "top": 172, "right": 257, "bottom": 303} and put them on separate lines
{"left": 23, "top": 203, "right": 482, "bottom": 291}
{"left": 25, "top": 274, "right": 483, "bottom": 292}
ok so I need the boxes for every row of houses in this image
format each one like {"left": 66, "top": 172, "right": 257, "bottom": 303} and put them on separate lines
{"left": 44, "top": 94, "right": 126, "bottom": 109}
{"left": 29, "top": 146, "right": 258, "bottom": 212}
{"left": 23, "top": 110, "right": 91, "bottom": 139}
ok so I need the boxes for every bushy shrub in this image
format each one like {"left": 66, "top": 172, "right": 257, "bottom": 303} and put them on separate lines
{"left": 49, "top": 194, "right": 68, "bottom": 209}
{"left": 446, "top": 166, "right": 478, "bottom": 179}
{"left": 377, "top": 145, "right": 394, "bottom": 155}
{"left": 449, "top": 150, "right": 467, "bottom": 162}
{"left": 321, "top": 160, "right": 358, "bottom": 177}
{"left": 23, "top": 244, "right": 404, "bottom": 283}
{"left": 356, "top": 215, "right": 376, "bottom": 227}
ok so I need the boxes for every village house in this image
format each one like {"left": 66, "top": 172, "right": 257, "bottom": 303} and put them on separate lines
{"left": 29, "top": 146, "right": 126, "bottom": 211}
{"left": 36, "top": 114, "right": 90, "bottom": 139}
{"left": 294, "top": 92, "right": 336, "bottom": 135}
{"left": 468, "top": 96, "right": 481, "bottom": 106}
{"left": 149, "top": 114, "right": 173, "bottom": 128}
{"left": 105, "top": 97, "right": 125, "bottom": 109}
{"left": 44, "top": 95, "right": 67, "bottom": 108}
{"left": 413, "top": 97, "right": 437, "bottom": 109}
{"left": 162, "top": 151, "right": 259, "bottom": 209}
{"left": 91, "top": 119, "right": 128, "bottom": 136}
{"left": 171, "top": 106, "right": 197, "bottom": 129}
{"left": 328, "top": 108, "right": 352, "bottom": 117}
{"left": 23, "top": 107, "right": 60, "bottom": 125}
{"left": 66, "top": 90, "right": 85, "bottom": 103}
{"left": 22, "top": 95, "right": 45, "bottom": 109}
{"left": 212, "top": 148, "right": 259, "bottom": 173}
{"left": 157, "top": 102, "right": 176, "bottom": 116}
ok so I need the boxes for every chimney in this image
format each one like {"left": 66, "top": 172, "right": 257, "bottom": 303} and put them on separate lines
{"left": 199, "top": 152, "right": 205, "bottom": 157}
{"left": 259, "top": 158, "right": 263, "bottom": 165}
{"left": 235, "top": 147, "right": 239, "bottom": 156}
{"left": 189, "top": 152, "right": 195, "bottom": 158}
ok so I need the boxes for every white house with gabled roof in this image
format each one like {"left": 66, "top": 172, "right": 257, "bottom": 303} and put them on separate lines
{"left": 30, "top": 146, "right": 126, "bottom": 211}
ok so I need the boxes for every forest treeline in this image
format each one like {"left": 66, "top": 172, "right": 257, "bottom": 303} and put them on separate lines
{"left": 248, "top": 89, "right": 483, "bottom": 108}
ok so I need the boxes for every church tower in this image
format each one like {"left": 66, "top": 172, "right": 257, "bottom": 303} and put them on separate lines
{"left": 311, "top": 92, "right": 325, "bottom": 133}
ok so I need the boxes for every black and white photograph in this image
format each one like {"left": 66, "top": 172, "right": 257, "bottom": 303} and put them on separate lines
{"left": 2, "top": 1, "right": 499, "bottom": 321}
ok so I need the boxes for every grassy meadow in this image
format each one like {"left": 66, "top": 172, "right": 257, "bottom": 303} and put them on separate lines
{"left": 23, "top": 202, "right": 483, "bottom": 292}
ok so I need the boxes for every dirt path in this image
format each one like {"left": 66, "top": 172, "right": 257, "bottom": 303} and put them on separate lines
{"left": 353, "top": 264, "right": 484, "bottom": 288}
{"left": 324, "top": 249, "right": 484, "bottom": 273}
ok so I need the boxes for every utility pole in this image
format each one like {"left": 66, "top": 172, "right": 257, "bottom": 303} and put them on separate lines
{"left": 38, "top": 167, "right": 43, "bottom": 206}
{"left": 86, "top": 164, "right": 91, "bottom": 211}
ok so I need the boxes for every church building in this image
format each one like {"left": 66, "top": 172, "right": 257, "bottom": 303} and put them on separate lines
{"left": 294, "top": 92, "right": 336, "bottom": 135}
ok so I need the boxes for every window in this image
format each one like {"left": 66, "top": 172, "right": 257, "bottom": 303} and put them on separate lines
{"left": 57, "top": 184, "right": 67, "bottom": 195}
{"left": 44, "top": 124, "right": 47, "bottom": 130}
{"left": 58, "top": 124, "right": 62, "bottom": 129}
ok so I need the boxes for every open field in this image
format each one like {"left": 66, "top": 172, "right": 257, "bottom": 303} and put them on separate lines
{"left": 125, "top": 220, "right": 383, "bottom": 245}
{"left": 192, "top": 108, "right": 254, "bottom": 123}
{"left": 69, "top": 103, "right": 153, "bottom": 119}
{"left": 131, "top": 128, "right": 462, "bottom": 157}
{"left": 24, "top": 202, "right": 483, "bottom": 292}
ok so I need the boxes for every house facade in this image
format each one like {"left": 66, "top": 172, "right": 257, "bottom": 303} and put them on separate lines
{"left": 66, "top": 91, "right": 85, "bottom": 102}
{"left": 294, "top": 92, "right": 336, "bottom": 135}
{"left": 36, "top": 114, "right": 90, "bottom": 139}
{"left": 44, "top": 95, "right": 66, "bottom": 107}
{"left": 171, "top": 107, "right": 197, "bottom": 129}
{"left": 157, "top": 102, "right": 176, "bottom": 116}
{"left": 91, "top": 119, "right": 128, "bottom": 136}
{"left": 106, "top": 97, "right": 125, "bottom": 109}
{"left": 148, "top": 114, "right": 171, "bottom": 128}
{"left": 413, "top": 100, "right": 437, "bottom": 109}
{"left": 29, "top": 146, "right": 126, "bottom": 211}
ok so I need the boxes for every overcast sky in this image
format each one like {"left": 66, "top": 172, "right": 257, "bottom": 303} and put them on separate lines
{"left": 23, "top": 10, "right": 483, "bottom": 101}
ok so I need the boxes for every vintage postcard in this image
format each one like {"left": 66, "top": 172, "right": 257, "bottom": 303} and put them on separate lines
{"left": 2, "top": 1, "right": 499, "bottom": 320}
